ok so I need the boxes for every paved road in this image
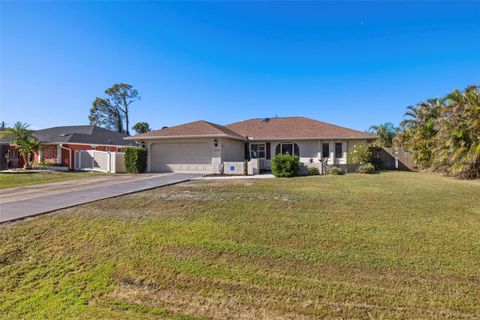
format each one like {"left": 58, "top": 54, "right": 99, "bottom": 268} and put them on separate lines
{"left": 0, "top": 173, "right": 202, "bottom": 223}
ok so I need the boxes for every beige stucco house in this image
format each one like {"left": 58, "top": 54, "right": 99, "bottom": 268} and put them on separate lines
{"left": 125, "top": 117, "right": 376, "bottom": 174}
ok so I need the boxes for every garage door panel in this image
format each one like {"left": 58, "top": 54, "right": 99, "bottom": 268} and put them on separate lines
{"left": 151, "top": 142, "right": 212, "bottom": 173}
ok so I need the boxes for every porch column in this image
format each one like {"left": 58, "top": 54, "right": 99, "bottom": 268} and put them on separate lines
{"left": 211, "top": 138, "right": 222, "bottom": 174}
{"left": 329, "top": 140, "right": 335, "bottom": 164}
{"left": 147, "top": 142, "right": 152, "bottom": 173}
{"left": 317, "top": 140, "right": 321, "bottom": 160}
{"left": 56, "top": 144, "right": 61, "bottom": 164}
{"left": 38, "top": 145, "right": 43, "bottom": 162}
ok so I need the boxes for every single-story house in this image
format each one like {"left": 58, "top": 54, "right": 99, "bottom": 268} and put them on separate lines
{"left": 0, "top": 137, "right": 9, "bottom": 170}
{"left": 126, "top": 117, "right": 377, "bottom": 173}
{"left": 5, "top": 125, "right": 134, "bottom": 169}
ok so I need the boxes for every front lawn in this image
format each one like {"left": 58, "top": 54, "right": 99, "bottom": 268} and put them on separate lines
{"left": 0, "top": 170, "right": 106, "bottom": 189}
{"left": 1, "top": 172, "right": 479, "bottom": 319}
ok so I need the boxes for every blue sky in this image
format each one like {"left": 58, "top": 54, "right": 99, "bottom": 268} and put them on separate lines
{"left": 1, "top": 1, "right": 479, "bottom": 131}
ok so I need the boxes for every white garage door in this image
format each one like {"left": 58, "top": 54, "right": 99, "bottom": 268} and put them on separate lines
{"left": 151, "top": 142, "right": 213, "bottom": 173}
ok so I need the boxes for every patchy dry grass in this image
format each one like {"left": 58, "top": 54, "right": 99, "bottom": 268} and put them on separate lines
{"left": 1, "top": 172, "right": 479, "bottom": 319}
{"left": 0, "top": 170, "right": 105, "bottom": 189}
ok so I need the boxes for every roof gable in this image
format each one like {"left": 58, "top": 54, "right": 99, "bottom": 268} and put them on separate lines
{"left": 131, "top": 121, "right": 246, "bottom": 140}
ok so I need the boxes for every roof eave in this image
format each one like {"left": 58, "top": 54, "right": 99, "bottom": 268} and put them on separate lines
{"left": 124, "top": 134, "right": 246, "bottom": 141}
{"left": 247, "top": 136, "right": 377, "bottom": 141}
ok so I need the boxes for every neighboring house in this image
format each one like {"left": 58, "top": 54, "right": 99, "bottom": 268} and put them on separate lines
{"left": 6, "top": 125, "right": 134, "bottom": 170}
{"left": 126, "top": 117, "right": 376, "bottom": 173}
{"left": 0, "top": 137, "right": 10, "bottom": 170}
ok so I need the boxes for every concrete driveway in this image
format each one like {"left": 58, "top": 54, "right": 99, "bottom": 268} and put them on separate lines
{"left": 0, "top": 173, "right": 203, "bottom": 223}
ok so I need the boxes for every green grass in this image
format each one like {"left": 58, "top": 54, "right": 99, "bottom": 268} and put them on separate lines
{"left": 1, "top": 172, "right": 479, "bottom": 319}
{"left": 0, "top": 170, "right": 106, "bottom": 189}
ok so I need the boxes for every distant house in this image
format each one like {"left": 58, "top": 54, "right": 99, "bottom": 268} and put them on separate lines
{"left": 0, "top": 136, "right": 9, "bottom": 170}
{"left": 5, "top": 125, "right": 134, "bottom": 170}
{"left": 126, "top": 117, "right": 376, "bottom": 173}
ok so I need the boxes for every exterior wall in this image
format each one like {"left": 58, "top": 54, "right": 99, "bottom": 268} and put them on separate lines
{"left": 257, "top": 139, "right": 371, "bottom": 169}
{"left": 39, "top": 144, "right": 58, "bottom": 163}
{"left": 145, "top": 138, "right": 219, "bottom": 173}
{"left": 145, "top": 137, "right": 244, "bottom": 174}
{"left": 221, "top": 138, "right": 244, "bottom": 162}
{"left": 142, "top": 138, "right": 372, "bottom": 174}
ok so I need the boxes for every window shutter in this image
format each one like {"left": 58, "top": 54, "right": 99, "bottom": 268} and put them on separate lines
{"left": 244, "top": 143, "right": 250, "bottom": 160}
{"left": 275, "top": 144, "right": 281, "bottom": 155}
{"left": 266, "top": 143, "right": 271, "bottom": 160}
{"left": 294, "top": 143, "right": 300, "bottom": 157}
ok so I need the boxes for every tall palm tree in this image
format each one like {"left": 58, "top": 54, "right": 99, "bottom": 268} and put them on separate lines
{"left": 0, "top": 122, "right": 39, "bottom": 169}
{"left": 368, "top": 122, "right": 398, "bottom": 147}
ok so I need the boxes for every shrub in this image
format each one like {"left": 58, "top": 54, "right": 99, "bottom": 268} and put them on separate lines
{"left": 272, "top": 154, "right": 300, "bottom": 177}
{"left": 307, "top": 166, "right": 320, "bottom": 175}
{"left": 347, "top": 143, "right": 372, "bottom": 164}
{"left": 124, "top": 146, "right": 148, "bottom": 173}
{"left": 33, "top": 161, "right": 67, "bottom": 167}
{"left": 356, "top": 163, "right": 376, "bottom": 174}
{"left": 328, "top": 166, "right": 345, "bottom": 175}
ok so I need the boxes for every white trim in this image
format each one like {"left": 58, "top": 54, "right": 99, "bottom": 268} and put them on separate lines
{"left": 244, "top": 136, "right": 376, "bottom": 141}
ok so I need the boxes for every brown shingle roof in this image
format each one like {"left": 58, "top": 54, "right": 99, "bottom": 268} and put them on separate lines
{"left": 129, "top": 120, "right": 246, "bottom": 140}
{"left": 226, "top": 117, "right": 376, "bottom": 140}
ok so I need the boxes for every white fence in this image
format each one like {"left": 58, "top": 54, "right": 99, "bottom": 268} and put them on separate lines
{"left": 75, "top": 150, "right": 126, "bottom": 173}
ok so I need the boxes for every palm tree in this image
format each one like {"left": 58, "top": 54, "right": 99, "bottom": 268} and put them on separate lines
{"left": 368, "top": 122, "right": 398, "bottom": 147}
{"left": 396, "top": 98, "right": 443, "bottom": 168}
{"left": 433, "top": 85, "right": 480, "bottom": 178}
{"left": 0, "top": 122, "right": 39, "bottom": 169}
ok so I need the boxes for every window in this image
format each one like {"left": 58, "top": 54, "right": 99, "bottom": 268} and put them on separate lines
{"left": 275, "top": 143, "right": 300, "bottom": 156}
{"left": 281, "top": 143, "right": 293, "bottom": 155}
{"left": 250, "top": 143, "right": 266, "bottom": 159}
{"left": 322, "top": 143, "right": 329, "bottom": 158}
{"left": 335, "top": 143, "right": 343, "bottom": 158}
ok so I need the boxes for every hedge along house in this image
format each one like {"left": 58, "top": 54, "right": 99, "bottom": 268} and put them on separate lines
{"left": 126, "top": 117, "right": 377, "bottom": 174}
{"left": 5, "top": 125, "right": 134, "bottom": 170}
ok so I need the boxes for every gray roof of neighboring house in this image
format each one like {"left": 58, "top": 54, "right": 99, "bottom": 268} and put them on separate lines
{"left": 32, "top": 125, "right": 134, "bottom": 146}
{"left": 0, "top": 128, "right": 13, "bottom": 144}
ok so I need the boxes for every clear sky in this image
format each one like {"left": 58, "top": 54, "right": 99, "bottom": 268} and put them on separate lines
{"left": 1, "top": 1, "right": 479, "bottom": 131}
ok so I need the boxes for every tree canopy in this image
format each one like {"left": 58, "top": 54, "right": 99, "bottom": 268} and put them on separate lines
{"left": 368, "top": 122, "right": 398, "bottom": 147}
{"left": 89, "top": 83, "right": 140, "bottom": 135}
{"left": 0, "top": 122, "right": 39, "bottom": 169}
{"left": 132, "top": 122, "right": 151, "bottom": 135}
{"left": 396, "top": 85, "right": 479, "bottom": 179}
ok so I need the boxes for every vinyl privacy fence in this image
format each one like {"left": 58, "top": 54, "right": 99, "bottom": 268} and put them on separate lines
{"left": 74, "top": 150, "right": 126, "bottom": 173}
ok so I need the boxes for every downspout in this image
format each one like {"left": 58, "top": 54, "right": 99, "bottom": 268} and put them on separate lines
{"left": 60, "top": 144, "right": 73, "bottom": 170}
